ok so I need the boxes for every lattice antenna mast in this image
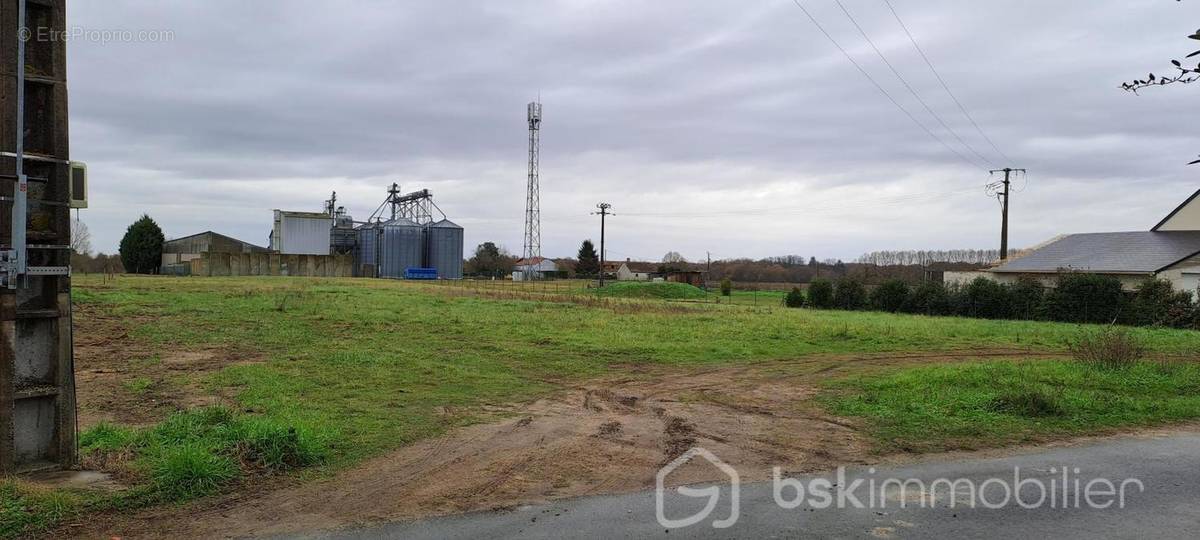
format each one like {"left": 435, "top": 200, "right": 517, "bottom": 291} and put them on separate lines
{"left": 523, "top": 101, "right": 542, "bottom": 278}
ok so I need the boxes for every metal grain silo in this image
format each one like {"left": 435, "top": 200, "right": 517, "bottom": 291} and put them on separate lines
{"left": 379, "top": 218, "right": 424, "bottom": 278}
{"left": 355, "top": 224, "right": 382, "bottom": 277}
{"left": 425, "top": 219, "right": 464, "bottom": 279}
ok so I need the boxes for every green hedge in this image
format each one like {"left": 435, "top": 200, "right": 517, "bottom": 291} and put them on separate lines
{"left": 803, "top": 274, "right": 1199, "bottom": 330}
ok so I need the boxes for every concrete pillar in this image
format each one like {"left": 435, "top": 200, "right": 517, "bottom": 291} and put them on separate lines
{"left": 1, "top": 0, "right": 77, "bottom": 474}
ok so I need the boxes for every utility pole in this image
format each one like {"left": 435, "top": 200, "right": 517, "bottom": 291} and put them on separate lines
{"left": 593, "top": 203, "right": 612, "bottom": 288}
{"left": 988, "top": 168, "right": 1025, "bottom": 260}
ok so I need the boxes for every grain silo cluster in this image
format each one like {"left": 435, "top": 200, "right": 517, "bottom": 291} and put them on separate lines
{"left": 355, "top": 217, "right": 463, "bottom": 279}
{"left": 352, "top": 185, "right": 463, "bottom": 279}
{"left": 246, "top": 185, "right": 465, "bottom": 279}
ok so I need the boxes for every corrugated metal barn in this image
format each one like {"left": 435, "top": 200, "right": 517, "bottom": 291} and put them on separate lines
{"left": 272, "top": 210, "right": 333, "bottom": 255}
{"left": 162, "top": 230, "right": 268, "bottom": 268}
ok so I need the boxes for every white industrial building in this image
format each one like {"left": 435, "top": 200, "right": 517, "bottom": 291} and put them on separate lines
{"left": 270, "top": 210, "right": 333, "bottom": 255}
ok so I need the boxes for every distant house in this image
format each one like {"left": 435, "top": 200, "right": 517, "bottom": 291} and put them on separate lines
{"left": 962, "top": 189, "right": 1200, "bottom": 292}
{"left": 663, "top": 270, "right": 706, "bottom": 288}
{"left": 162, "top": 231, "right": 268, "bottom": 269}
{"left": 514, "top": 257, "right": 560, "bottom": 280}
{"left": 610, "top": 259, "right": 656, "bottom": 281}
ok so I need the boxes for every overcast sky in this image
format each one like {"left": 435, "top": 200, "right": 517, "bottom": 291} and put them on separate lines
{"left": 65, "top": 0, "right": 1199, "bottom": 263}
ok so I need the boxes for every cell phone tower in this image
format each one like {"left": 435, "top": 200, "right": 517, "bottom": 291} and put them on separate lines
{"left": 522, "top": 101, "right": 542, "bottom": 279}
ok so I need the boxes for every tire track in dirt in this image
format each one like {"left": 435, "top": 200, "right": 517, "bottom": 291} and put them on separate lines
{"left": 60, "top": 348, "right": 1064, "bottom": 539}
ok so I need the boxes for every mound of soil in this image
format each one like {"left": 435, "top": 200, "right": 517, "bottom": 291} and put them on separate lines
{"left": 592, "top": 282, "right": 708, "bottom": 300}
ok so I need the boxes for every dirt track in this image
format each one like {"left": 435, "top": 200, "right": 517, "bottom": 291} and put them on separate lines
{"left": 64, "top": 300, "right": 1066, "bottom": 538}
{"left": 59, "top": 349, "right": 1060, "bottom": 539}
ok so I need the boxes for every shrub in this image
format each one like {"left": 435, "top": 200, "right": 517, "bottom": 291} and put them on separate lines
{"left": 1071, "top": 327, "right": 1146, "bottom": 369}
{"left": 1008, "top": 277, "right": 1045, "bottom": 320}
{"left": 1130, "top": 278, "right": 1196, "bottom": 328}
{"left": 1044, "top": 273, "right": 1126, "bottom": 324}
{"left": 906, "top": 281, "right": 954, "bottom": 316}
{"left": 833, "top": 278, "right": 867, "bottom": 310}
{"left": 720, "top": 278, "right": 732, "bottom": 297}
{"left": 784, "top": 287, "right": 804, "bottom": 308}
{"left": 988, "top": 387, "right": 1065, "bottom": 417}
{"left": 869, "top": 279, "right": 911, "bottom": 313}
{"left": 960, "top": 277, "right": 1012, "bottom": 319}
{"left": 807, "top": 279, "right": 835, "bottom": 309}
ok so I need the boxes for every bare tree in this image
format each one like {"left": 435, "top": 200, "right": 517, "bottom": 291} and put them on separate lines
{"left": 661, "top": 251, "right": 687, "bottom": 264}
{"left": 70, "top": 217, "right": 92, "bottom": 256}
{"left": 1121, "top": 27, "right": 1200, "bottom": 94}
{"left": 1119, "top": 12, "right": 1200, "bottom": 164}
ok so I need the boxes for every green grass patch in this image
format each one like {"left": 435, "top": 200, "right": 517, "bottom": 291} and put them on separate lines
{"left": 123, "top": 377, "right": 153, "bottom": 395}
{"left": 80, "top": 406, "right": 328, "bottom": 502}
{"left": 590, "top": 281, "right": 708, "bottom": 300}
{"left": 823, "top": 359, "right": 1200, "bottom": 452}
{"left": 0, "top": 481, "right": 83, "bottom": 539}
{"left": 29, "top": 275, "right": 1199, "bottom": 537}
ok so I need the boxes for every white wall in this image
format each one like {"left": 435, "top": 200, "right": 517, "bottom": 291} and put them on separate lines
{"left": 1159, "top": 254, "right": 1200, "bottom": 295}
{"left": 943, "top": 271, "right": 989, "bottom": 287}
{"left": 1155, "top": 194, "right": 1200, "bottom": 231}
{"left": 960, "top": 271, "right": 1155, "bottom": 291}
{"left": 278, "top": 214, "right": 332, "bottom": 255}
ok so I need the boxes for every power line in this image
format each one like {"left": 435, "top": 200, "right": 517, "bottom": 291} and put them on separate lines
{"left": 881, "top": 0, "right": 1012, "bottom": 164}
{"left": 788, "top": 0, "right": 987, "bottom": 172}
{"left": 832, "top": 0, "right": 993, "bottom": 168}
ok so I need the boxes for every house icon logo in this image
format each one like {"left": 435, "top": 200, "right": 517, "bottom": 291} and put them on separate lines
{"left": 655, "top": 447, "right": 740, "bottom": 529}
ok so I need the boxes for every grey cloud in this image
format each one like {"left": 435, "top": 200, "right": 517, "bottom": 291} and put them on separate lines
{"left": 62, "top": 0, "right": 1200, "bottom": 261}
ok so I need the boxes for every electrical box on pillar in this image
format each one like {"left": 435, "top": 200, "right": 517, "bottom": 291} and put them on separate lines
{"left": 1, "top": 0, "right": 78, "bottom": 474}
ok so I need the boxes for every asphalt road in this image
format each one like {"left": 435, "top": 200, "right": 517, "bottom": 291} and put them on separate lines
{"left": 299, "top": 432, "right": 1200, "bottom": 539}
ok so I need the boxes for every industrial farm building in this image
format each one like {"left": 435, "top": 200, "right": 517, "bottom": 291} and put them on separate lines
{"left": 270, "top": 210, "right": 335, "bottom": 255}
{"left": 162, "top": 230, "right": 268, "bottom": 270}
{"left": 161, "top": 186, "right": 464, "bottom": 279}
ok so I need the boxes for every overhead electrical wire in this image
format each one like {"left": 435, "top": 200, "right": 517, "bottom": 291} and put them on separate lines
{"left": 881, "top": 0, "right": 1012, "bottom": 165}
{"left": 788, "top": 0, "right": 988, "bottom": 173}
{"left": 831, "top": 0, "right": 994, "bottom": 169}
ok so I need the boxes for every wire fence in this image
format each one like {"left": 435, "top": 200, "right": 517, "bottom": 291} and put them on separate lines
{"left": 413, "top": 278, "right": 788, "bottom": 312}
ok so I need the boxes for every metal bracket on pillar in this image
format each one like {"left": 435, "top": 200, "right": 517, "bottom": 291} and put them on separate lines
{"left": 8, "top": 0, "right": 29, "bottom": 290}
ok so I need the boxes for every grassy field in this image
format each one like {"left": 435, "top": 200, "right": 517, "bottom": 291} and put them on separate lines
{"left": 823, "top": 358, "right": 1200, "bottom": 452}
{"left": 5, "top": 275, "right": 1200, "bottom": 537}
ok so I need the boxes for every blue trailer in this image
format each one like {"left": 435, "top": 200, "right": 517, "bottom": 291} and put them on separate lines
{"left": 404, "top": 267, "right": 438, "bottom": 280}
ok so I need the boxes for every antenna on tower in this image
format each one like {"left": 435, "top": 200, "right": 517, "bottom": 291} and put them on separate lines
{"left": 523, "top": 100, "right": 543, "bottom": 280}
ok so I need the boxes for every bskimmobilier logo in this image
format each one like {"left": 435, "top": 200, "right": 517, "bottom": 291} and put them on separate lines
{"left": 656, "top": 446, "right": 1147, "bottom": 531}
{"left": 655, "top": 447, "right": 740, "bottom": 529}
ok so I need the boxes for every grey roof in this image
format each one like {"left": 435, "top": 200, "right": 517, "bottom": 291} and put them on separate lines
{"left": 429, "top": 218, "right": 461, "bottom": 229}
{"left": 992, "top": 231, "right": 1200, "bottom": 274}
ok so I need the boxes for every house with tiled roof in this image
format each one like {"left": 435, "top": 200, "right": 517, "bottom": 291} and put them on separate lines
{"left": 979, "top": 189, "right": 1200, "bottom": 292}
